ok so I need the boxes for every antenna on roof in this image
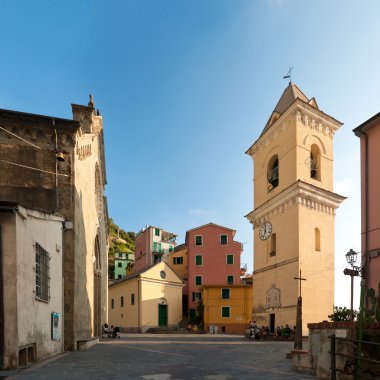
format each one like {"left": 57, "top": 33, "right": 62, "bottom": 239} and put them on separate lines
{"left": 283, "top": 66, "right": 294, "bottom": 85}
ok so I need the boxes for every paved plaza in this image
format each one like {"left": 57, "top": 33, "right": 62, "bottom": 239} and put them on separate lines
{"left": 5, "top": 334, "right": 316, "bottom": 380}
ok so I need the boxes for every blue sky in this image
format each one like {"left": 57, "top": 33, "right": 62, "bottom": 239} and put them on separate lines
{"left": 1, "top": 0, "right": 379, "bottom": 308}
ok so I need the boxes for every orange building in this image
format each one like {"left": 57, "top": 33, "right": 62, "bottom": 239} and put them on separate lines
{"left": 354, "top": 113, "right": 380, "bottom": 312}
{"left": 202, "top": 284, "right": 252, "bottom": 334}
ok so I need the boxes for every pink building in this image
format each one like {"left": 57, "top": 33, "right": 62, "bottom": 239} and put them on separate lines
{"left": 354, "top": 113, "right": 380, "bottom": 311}
{"left": 134, "top": 225, "right": 177, "bottom": 272}
{"left": 185, "top": 223, "right": 243, "bottom": 318}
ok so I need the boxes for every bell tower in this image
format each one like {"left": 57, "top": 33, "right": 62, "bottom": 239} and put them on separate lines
{"left": 245, "top": 83, "right": 345, "bottom": 333}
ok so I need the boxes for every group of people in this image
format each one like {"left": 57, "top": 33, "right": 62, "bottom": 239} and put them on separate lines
{"left": 103, "top": 323, "right": 120, "bottom": 338}
{"left": 275, "top": 324, "right": 295, "bottom": 338}
{"left": 248, "top": 321, "right": 295, "bottom": 340}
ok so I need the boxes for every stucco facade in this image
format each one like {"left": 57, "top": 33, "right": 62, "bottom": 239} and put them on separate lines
{"left": 354, "top": 113, "right": 380, "bottom": 311}
{"left": 134, "top": 226, "right": 176, "bottom": 272}
{"left": 0, "top": 205, "right": 64, "bottom": 368}
{"left": 246, "top": 84, "right": 345, "bottom": 333}
{"left": 0, "top": 97, "right": 108, "bottom": 367}
{"left": 202, "top": 285, "right": 252, "bottom": 334}
{"left": 185, "top": 223, "right": 243, "bottom": 316}
{"left": 108, "top": 261, "right": 184, "bottom": 332}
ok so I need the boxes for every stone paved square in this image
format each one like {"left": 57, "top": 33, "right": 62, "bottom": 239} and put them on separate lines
{"left": 6, "top": 334, "right": 316, "bottom": 380}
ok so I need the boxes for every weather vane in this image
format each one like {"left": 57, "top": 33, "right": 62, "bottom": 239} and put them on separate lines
{"left": 283, "top": 66, "right": 294, "bottom": 84}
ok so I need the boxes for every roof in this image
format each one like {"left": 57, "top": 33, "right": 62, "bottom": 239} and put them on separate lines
{"left": 174, "top": 243, "right": 187, "bottom": 252}
{"left": 260, "top": 83, "right": 311, "bottom": 137}
{"left": 185, "top": 222, "right": 236, "bottom": 234}
{"left": 353, "top": 111, "right": 380, "bottom": 136}
{"left": 0, "top": 201, "right": 18, "bottom": 212}
{"left": 0, "top": 108, "right": 80, "bottom": 131}
{"left": 108, "top": 261, "right": 184, "bottom": 287}
{"left": 135, "top": 225, "right": 177, "bottom": 239}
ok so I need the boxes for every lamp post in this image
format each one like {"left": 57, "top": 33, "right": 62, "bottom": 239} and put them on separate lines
{"left": 343, "top": 249, "right": 360, "bottom": 321}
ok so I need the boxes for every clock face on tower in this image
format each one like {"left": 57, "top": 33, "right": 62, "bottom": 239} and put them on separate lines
{"left": 259, "top": 222, "right": 272, "bottom": 240}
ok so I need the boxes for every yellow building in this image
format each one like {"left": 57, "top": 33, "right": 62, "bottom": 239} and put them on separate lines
{"left": 202, "top": 285, "right": 252, "bottom": 334}
{"left": 108, "top": 261, "right": 184, "bottom": 332}
{"left": 167, "top": 243, "right": 188, "bottom": 281}
{"left": 245, "top": 83, "right": 345, "bottom": 333}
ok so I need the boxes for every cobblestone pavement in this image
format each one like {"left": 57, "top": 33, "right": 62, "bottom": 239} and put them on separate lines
{"left": 5, "top": 334, "right": 316, "bottom": 380}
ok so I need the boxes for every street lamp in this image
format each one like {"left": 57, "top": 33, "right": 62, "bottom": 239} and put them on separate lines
{"left": 343, "top": 249, "right": 360, "bottom": 322}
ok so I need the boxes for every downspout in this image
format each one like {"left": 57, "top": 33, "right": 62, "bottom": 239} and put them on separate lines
{"left": 138, "top": 278, "right": 141, "bottom": 332}
{"left": 363, "top": 130, "right": 369, "bottom": 305}
{"left": 0, "top": 225, "right": 3, "bottom": 368}
{"left": 356, "top": 130, "right": 368, "bottom": 378}
{"left": 53, "top": 119, "right": 58, "bottom": 212}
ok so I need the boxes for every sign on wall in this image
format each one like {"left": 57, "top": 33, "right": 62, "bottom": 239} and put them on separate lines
{"left": 51, "top": 312, "right": 60, "bottom": 340}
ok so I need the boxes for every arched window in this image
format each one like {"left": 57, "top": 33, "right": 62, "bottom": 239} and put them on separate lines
{"left": 270, "top": 233, "right": 276, "bottom": 256}
{"left": 310, "top": 144, "right": 321, "bottom": 181}
{"left": 315, "top": 228, "right": 321, "bottom": 251}
{"left": 267, "top": 155, "right": 279, "bottom": 191}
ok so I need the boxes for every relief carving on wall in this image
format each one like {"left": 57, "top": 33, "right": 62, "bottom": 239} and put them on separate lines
{"left": 266, "top": 286, "right": 281, "bottom": 309}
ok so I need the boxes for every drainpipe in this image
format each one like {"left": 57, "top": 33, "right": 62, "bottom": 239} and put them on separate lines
{"left": 53, "top": 119, "right": 59, "bottom": 212}
{"left": 138, "top": 278, "right": 141, "bottom": 333}
{"left": 355, "top": 130, "right": 369, "bottom": 379}
{"left": 0, "top": 226, "right": 3, "bottom": 368}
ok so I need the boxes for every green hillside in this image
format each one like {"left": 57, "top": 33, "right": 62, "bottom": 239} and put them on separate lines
{"left": 108, "top": 218, "right": 135, "bottom": 256}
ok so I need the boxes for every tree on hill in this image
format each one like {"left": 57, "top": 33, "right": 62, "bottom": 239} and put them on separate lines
{"left": 108, "top": 218, "right": 135, "bottom": 279}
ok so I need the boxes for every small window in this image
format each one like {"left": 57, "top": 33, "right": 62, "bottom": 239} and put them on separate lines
{"left": 189, "top": 309, "right": 196, "bottom": 318}
{"left": 111, "top": 299, "right": 115, "bottom": 309}
{"left": 221, "top": 288, "right": 230, "bottom": 299}
{"left": 35, "top": 243, "right": 50, "bottom": 302}
{"left": 169, "top": 245, "right": 173, "bottom": 253}
{"left": 315, "top": 228, "right": 321, "bottom": 251}
{"left": 195, "top": 255, "right": 202, "bottom": 266}
{"left": 195, "top": 235, "right": 203, "bottom": 245}
{"left": 131, "top": 293, "right": 135, "bottom": 305}
{"left": 195, "top": 276, "right": 202, "bottom": 286}
{"left": 173, "top": 257, "right": 183, "bottom": 265}
{"left": 192, "top": 292, "right": 202, "bottom": 302}
{"left": 227, "top": 275, "right": 234, "bottom": 285}
{"left": 270, "top": 233, "right": 276, "bottom": 256}
{"left": 226, "top": 254, "right": 234, "bottom": 264}
{"left": 220, "top": 235, "right": 228, "bottom": 245}
{"left": 118, "top": 262, "right": 122, "bottom": 267}
{"left": 120, "top": 296, "right": 124, "bottom": 307}
{"left": 153, "top": 242, "right": 157, "bottom": 252}
{"left": 221, "top": 306, "right": 230, "bottom": 318}
{"left": 155, "top": 228, "right": 160, "bottom": 236}
{"left": 158, "top": 243, "right": 162, "bottom": 252}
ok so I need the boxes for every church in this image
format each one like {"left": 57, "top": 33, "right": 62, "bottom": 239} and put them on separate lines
{"left": 245, "top": 83, "right": 345, "bottom": 333}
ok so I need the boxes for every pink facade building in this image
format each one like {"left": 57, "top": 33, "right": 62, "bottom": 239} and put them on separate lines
{"left": 134, "top": 225, "right": 177, "bottom": 272}
{"left": 354, "top": 113, "right": 380, "bottom": 311}
{"left": 185, "top": 223, "right": 243, "bottom": 317}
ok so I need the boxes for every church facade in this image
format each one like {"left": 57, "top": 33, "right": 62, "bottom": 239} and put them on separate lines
{"left": 0, "top": 96, "right": 108, "bottom": 367}
{"left": 245, "top": 83, "right": 345, "bottom": 333}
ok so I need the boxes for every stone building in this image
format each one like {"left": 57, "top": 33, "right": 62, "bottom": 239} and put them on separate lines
{"left": 245, "top": 83, "right": 345, "bottom": 333}
{"left": 0, "top": 96, "right": 108, "bottom": 368}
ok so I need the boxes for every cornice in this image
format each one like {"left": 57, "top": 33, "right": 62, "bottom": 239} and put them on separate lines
{"left": 245, "top": 181, "right": 346, "bottom": 227}
{"left": 246, "top": 100, "right": 342, "bottom": 159}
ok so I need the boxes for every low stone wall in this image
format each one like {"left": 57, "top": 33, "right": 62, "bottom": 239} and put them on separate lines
{"left": 292, "top": 321, "right": 380, "bottom": 379}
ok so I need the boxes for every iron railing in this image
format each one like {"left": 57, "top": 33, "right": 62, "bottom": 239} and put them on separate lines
{"left": 330, "top": 334, "right": 380, "bottom": 380}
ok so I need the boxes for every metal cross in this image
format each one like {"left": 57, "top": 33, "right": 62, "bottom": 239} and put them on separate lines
{"left": 294, "top": 269, "right": 307, "bottom": 297}
{"left": 283, "top": 66, "right": 294, "bottom": 84}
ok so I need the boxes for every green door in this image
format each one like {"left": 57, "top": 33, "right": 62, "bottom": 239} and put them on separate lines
{"left": 158, "top": 305, "right": 167, "bottom": 327}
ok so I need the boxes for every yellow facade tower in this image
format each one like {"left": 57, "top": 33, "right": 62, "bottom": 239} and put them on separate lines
{"left": 245, "top": 83, "right": 345, "bottom": 333}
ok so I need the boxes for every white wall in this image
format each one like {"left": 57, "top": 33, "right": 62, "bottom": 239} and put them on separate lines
{"left": 16, "top": 207, "right": 64, "bottom": 361}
